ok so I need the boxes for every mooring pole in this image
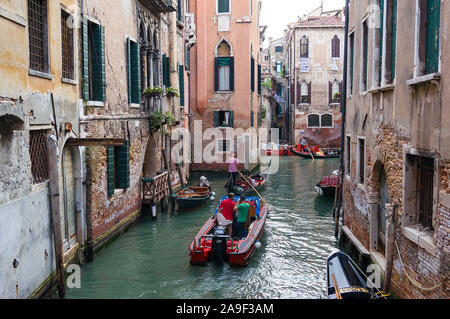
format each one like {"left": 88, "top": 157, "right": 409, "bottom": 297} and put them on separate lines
{"left": 47, "top": 136, "right": 66, "bottom": 298}
{"left": 162, "top": 149, "right": 174, "bottom": 204}
{"left": 85, "top": 160, "right": 94, "bottom": 262}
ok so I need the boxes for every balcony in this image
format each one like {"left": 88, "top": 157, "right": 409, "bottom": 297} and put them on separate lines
{"left": 142, "top": 171, "right": 170, "bottom": 204}
{"left": 145, "top": 0, "right": 177, "bottom": 13}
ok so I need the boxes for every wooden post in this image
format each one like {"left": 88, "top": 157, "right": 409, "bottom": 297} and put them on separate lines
{"left": 384, "top": 204, "right": 398, "bottom": 294}
{"left": 176, "top": 163, "right": 185, "bottom": 189}
{"left": 85, "top": 160, "right": 94, "bottom": 263}
{"left": 162, "top": 149, "right": 174, "bottom": 203}
{"left": 47, "top": 136, "right": 66, "bottom": 298}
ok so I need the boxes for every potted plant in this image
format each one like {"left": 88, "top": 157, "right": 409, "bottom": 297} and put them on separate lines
{"left": 164, "top": 111, "right": 175, "bottom": 126}
{"left": 166, "top": 87, "right": 180, "bottom": 98}
{"left": 260, "top": 106, "right": 267, "bottom": 119}
{"left": 150, "top": 110, "right": 163, "bottom": 131}
{"left": 144, "top": 86, "right": 163, "bottom": 97}
{"left": 333, "top": 92, "right": 341, "bottom": 103}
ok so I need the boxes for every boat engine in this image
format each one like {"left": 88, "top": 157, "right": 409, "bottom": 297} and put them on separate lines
{"left": 211, "top": 226, "right": 228, "bottom": 265}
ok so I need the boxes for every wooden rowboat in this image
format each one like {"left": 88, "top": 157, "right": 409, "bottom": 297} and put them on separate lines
{"left": 291, "top": 145, "right": 340, "bottom": 159}
{"left": 175, "top": 186, "right": 212, "bottom": 210}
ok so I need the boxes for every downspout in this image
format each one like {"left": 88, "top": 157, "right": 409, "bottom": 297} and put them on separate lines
{"left": 292, "top": 30, "right": 296, "bottom": 145}
{"left": 335, "top": 0, "right": 350, "bottom": 237}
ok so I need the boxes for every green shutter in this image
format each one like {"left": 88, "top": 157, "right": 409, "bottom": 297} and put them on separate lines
{"left": 130, "top": 41, "right": 141, "bottom": 104}
{"left": 214, "top": 57, "right": 219, "bottom": 91}
{"left": 257, "top": 64, "right": 261, "bottom": 95}
{"left": 164, "top": 55, "right": 171, "bottom": 87}
{"left": 107, "top": 146, "right": 115, "bottom": 197}
{"left": 229, "top": 111, "right": 234, "bottom": 128}
{"left": 100, "top": 25, "right": 106, "bottom": 101}
{"left": 229, "top": 57, "right": 234, "bottom": 91}
{"left": 218, "top": 0, "right": 229, "bottom": 13}
{"left": 91, "top": 23, "right": 105, "bottom": 102}
{"left": 116, "top": 140, "right": 130, "bottom": 189}
{"left": 391, "top": 0, "right": 397, "bottom": 81}
{"left": 250, "top": 111, "right": 254, "bottom": 127}
{"left": 178, "top": 64, "right": 185, "bottom": 106}
{"left": 425, "top": 0, "right": 440, "bottom": 74}
{"left": 126, "top": 38, "right": 131, "bottom": 103}
{"left": 214, "top": 111, "right": 220, "bottom": 127}
{"left": 379, "top": 0, "right": 384, "bottom": 85}
{"left": 251, "top": 57, "right": 255, "bottom": 92}
{"left": 82, "top": 18, "right": 89, "bottom": 101}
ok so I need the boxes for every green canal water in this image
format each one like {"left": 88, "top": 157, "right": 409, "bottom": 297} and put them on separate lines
{"left": 66, "top": 157, "right": 339, "bottom": 299}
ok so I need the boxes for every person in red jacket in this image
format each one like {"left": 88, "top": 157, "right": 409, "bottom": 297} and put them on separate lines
{"left": 216, "top": 193, "right": 236, "bottom": 236}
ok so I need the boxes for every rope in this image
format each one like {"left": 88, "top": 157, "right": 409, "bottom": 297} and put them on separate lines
{"left": 394, "top": 241, "right": 443, "bottom": 292}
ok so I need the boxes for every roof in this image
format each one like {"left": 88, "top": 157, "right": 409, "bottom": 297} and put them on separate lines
{"left": 296, "top": 15, "right": 344, "bottom": 27}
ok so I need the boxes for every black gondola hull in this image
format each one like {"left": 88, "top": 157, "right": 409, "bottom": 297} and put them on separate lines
{"left": 290, "top": 147, "right": 340, "bottom": 159}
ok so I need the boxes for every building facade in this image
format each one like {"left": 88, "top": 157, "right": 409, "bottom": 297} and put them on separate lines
{"left": 189, "top": 0, "right": 263, "bottom": 171}
{"left": 284, "top": 8, "right": 344, "bottom": 147}
{"left": 342, "top": 0, "right": 449, "bottom": 298}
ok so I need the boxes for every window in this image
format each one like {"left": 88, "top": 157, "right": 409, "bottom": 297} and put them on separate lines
{"left": 415, "top": 0, "right": 441, "bottom": 76}
{"left": 321, "top": 114, "right": 333, "bottom": 128}
{"left": 251, "top": 56, "right": 255, "bottom": 92}
{"left": 299, "top": 81, "right": 310, "bottom": 104}
{"left": 346, "top": 136, "right": 351, "bottom": 175}
{"left": 257, "top": 64, "right": 261, "bottom": 95}
{"left": 275, "top": 46, "right": 283, "bottom": 53}
{"left": 378, "top": 0, "right": 397, "bottom": 85}
{"left": 177, "top": 0, "right": 184, "bottom": 23}
{"left": 61, "top": 10, "right": 74, "bottom": 80}
{"left": 357, "top": 138, "right": 365, "bottom": 184}
{"left": 361, "top": 20, "right": 369, "bottom": 92}
{"left": 300, "top": 36, "right": 309, "bottom": 58}
{"left": 349, "top": 32, "right": 355, "bottom": 95}
{"left": 29, "top": 129, "right": 49, "bottom": 184}
{"left": 214, "top": 110, "right": 234, "bottom": 128}
{"left": 307, "top": 114, "right": 320, "bottom": 128}
{"left": 217, "top": 0, "right": 230, "bottom": 14}
{"left": 82, "top": 19, "right": 105, "bottom": 101}
{"left": 404, "top": 154, "right": 435, "bottom": 231}
{"left": 127, "top": 38, "right": 141, "bottom": 104}
{"left": 329, "top": 80, "right": 342, "bottom": 104}
{"left": 215, "top": 40, "right": 234, "bottom": 92}
{"left": 331, "top": 35, "right": 340, "bottom": 58}
{"left": 107, "top": 141, "right": 130, "bottom": 197}
{"left": 217, "top": 139, "right": 231, "bottom": 154}
{"left": 28, "top": 0, "right": 49, "bottom": 73}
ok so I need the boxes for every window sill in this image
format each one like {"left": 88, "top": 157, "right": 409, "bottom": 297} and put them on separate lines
{"left": 215, "top": 91, "right": 233, "bottom": 94}
{"left": 129, "top": 103, "right": 141, "bottom": 109}
{"left": 62, "top": 77, "right": 77, "bottom": 85}
{"left": 329, "top": 103, "right": 340, "bottom": 107}
{"left": 407, "top": 73, "right": 441, "bottom": 86}
{"left": 368, "top": 84, "right": 395, "bottom": 94}
{"left": 31, "top": 181, "right": 49, "bottom": 193}
{"left": 401, "top": 226, "right": 436, "bottom": 256}
{"left": 111, "top": 189, "right": 125, "bottom": 198}
{"left": 87, "top": 101, "right": 105, "bottom": 107}
{"left": 298, "top": 103, "right": 310, "bottom": 106}
{"left": 29, "top": 70, "right": 53, "bottom": 80}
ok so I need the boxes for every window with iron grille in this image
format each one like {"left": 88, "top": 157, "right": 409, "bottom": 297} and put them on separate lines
{"left": 29, "top": 130, "right": 49, "bottom": 184}
{"left": 358, "top": 138, "right": 365, "bottom": 184}
{"left": 61, "top": 10, "right": 74, "bottom": 80}
{"left": 28, "top": 0, "right": 49, "bottom": 73}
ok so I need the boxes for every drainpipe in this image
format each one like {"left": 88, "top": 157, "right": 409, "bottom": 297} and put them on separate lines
{"left": 335, "top": 0, "right": 350, "bottom": 236}
{"left": 85, "top": 160, "right": 94, "bottom": 262}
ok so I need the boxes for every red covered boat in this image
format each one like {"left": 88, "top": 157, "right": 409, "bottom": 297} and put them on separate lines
{"left": 189, "top": 196, "right": 268, "bottom": 267}
{"left": 265, "top": 144, "right": 295, "bottom": 156}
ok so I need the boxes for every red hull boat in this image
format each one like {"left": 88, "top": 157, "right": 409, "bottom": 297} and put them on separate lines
{"left": 189, "top": 196, "right": 268, "bottom": 267}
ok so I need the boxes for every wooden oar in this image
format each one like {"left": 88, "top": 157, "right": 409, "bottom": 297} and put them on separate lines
{"left": 331, "top": 274, "right": 343, "bottom": 299}
{"left": 236, "top": 169, "right": 271, "bottom": 209}
{"left": 304, "top": 139, "right": 315, "bottom": 161}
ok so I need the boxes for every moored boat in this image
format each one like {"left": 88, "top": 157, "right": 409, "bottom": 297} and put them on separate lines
{"left": 327, "top": 251, "right": 386, "bottom": 299}
{"left": 315, "top": 170, "right": 339, "bottom": 197}
{"left": 175, "top": 186, "right": 213, "bottom": 210}
{"left": 228, "top": 173, "right": 267, "bottom": 197}
{"left": 291, "top": 145, "right": 340, "bottom": 159}
{"left": 189, "top": 196, "right": 268, "bottom": 267}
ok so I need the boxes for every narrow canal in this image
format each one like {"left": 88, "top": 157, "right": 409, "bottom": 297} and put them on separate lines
{"left": 66, "top": 157, "right": 339, "bottom": 299}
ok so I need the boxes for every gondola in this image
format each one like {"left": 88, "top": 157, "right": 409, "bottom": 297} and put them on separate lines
{"left": 228, "top": 173, "right": 267, "bottom": 197}
{"left": 327, "top": 251, "right": 385, "bottom": 299}
{"left": 174, "top": 186, "right": 213, "bottom": 210}
{"left": 315, "top": 170, "right": 339, "bottom": 197}
{"left": 189, "top": 196, "right": 268, "bottom": 267}
{"left": 290, "top": 145, "right": 340, "bottom": 159}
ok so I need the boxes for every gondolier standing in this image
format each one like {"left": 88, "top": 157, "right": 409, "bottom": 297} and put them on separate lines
{"left": 300, "top": 137, "right": 307, "bottom": 152}
{"left": 227, "top": 154, "right": 239, "bottom": 192}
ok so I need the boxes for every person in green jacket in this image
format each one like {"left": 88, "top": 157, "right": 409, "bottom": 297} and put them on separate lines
{"left": 233, "top": 198, "right": 250, "bottom": 238}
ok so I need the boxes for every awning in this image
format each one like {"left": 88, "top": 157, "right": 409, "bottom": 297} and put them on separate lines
{"left": 65, "top": 138, "right": 125, "bottom": 147}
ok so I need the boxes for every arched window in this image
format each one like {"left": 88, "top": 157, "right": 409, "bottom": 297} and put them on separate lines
{"left": 215, "top": 39, "right": 234, "bottom": 91}
{"left": 300, "top": 36, "right": 309, "bottom": 58}
{"left": 321, "top": 114, "right": 333, "bottom": 128}
{"left": 307, "top": 114, "right": 320, "bottom": 127}
{"left": 329, "top": 80, "right": 342, "bottom": 103}
{"left": 331, "top": 35, "right": 340, "bottom": 58}
{"left": 299, "top": 81, "right": 310, "bottom": 104}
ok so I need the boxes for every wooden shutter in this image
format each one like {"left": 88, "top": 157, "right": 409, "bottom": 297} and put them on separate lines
{"left": 214, "top": 57, "right": 219, "bottom": 91}
{"left": 251, "top": 57, "right": 255, "bottom": 92}
{"left": 92, "top": 24, "right": 105, "bottom": 102}
{"left": 116, "top": 140, "right": 130, "bottom": 189}
{"left": 218, "top": 0, "right": 229, "bottom": 13}
{"left": 250, "top": 111, "right": 254, "bottom": 127}
{"left": 425, "top": 0, "right": 440, "bottom": 74}
{"left": 82, "top": 17, "right": 89, "bottom": 101}
{"left": 308, "top": 82, "right": 312, "bottom": 104}
{"left": 329, "top": 81, "right": 332, "bottom": 104}
{"left": 391, "top": 0, "right": 397, "bottom": 80}
{"left": 178, "top": 64, "right": 185, "bottom": 106}
{"left": 131, "top": 42, "right": 141, "bottom": 104}
{"left": 379, "top": 0, "right": 384, "bottom": 84}
{"left": 296, "top": 82, "right": 301, "bottom": 104}
{"left": 229, "top": 111, "right": 234, "bottom": 128}
{"left": 107, "top": 146, "right": 115, "bottom": 197}
{"left": 257, "top": 64, "right": 261, "bottom": 95}
{"left": 214, "top": 111, "right": 220, "bottom": 127}
{"left": 126, "top": 38, "right": 132, "bottom": 103}
{"left": 229, "top": 57, "right": 234, "bottom": 91}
